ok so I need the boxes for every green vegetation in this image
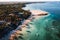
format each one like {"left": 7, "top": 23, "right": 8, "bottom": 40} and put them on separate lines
{"left": 0, "top": 3, "right": 31, "bottom": 38}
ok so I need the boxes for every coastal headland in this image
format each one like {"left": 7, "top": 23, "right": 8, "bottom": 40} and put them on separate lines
{"left": 0, "top": 2, "right": 48, "bottom": 40}
{"left": 9, "top": 10, "right": 48, "bottom": 40}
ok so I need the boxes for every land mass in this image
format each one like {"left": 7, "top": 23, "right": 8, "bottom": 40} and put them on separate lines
{"left": 9, "top": 10, "right": 48, "bottom": 40}
{"left": 0, "top": 2, "right": 48, "bottom": 40}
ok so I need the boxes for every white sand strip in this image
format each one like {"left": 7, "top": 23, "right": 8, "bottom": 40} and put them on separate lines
{"left": 9, "top": 10, "right": 48, "bottom": 40}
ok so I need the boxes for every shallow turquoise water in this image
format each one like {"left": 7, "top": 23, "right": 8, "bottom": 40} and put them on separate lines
{"left": 0, "top": 2, "right": 60, "bottom": 40}
{"left": 17, "top": 13, "right": 60, "bottom": 40}
{"left": 1, "top": 2, "right": 59, "bottom": 40}
{"left": 17, "top": 2, "right": 60, "bottom": 40}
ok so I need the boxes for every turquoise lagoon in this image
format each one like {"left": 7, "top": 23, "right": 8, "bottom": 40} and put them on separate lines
{"left": 19, "top": 2, "right": 60, "bottom": 40}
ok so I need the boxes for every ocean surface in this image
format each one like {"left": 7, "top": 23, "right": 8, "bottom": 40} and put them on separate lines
{"left": 1, "top": 2, "right": 60, "bottom": 40}
{"left": 23, "top": 2, "right": 60, "bottom": 20}
{"left": 21, "top": 2, "right": 60, "bottom": 40}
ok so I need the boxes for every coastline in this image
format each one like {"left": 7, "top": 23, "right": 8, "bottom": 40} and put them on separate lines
{"left": 0, "top": 2, "right": 60, "bottom": 40}
{"left": 9, "top": 10, "right": 48, "bottom": 40}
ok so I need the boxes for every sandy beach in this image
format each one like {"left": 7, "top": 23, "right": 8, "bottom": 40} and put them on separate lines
{"left": 9, "top": 10, "right": 48, "bottom": 40}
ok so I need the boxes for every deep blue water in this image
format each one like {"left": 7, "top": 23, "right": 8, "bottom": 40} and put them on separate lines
{"left": 24, "top": 2, "right": 60, "bottom": 20}
{"left": 0, "top": 2, "right": 60, "bottom": 40}
{"left": 20, "top": 2, "right": 60, "bottom": 40}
